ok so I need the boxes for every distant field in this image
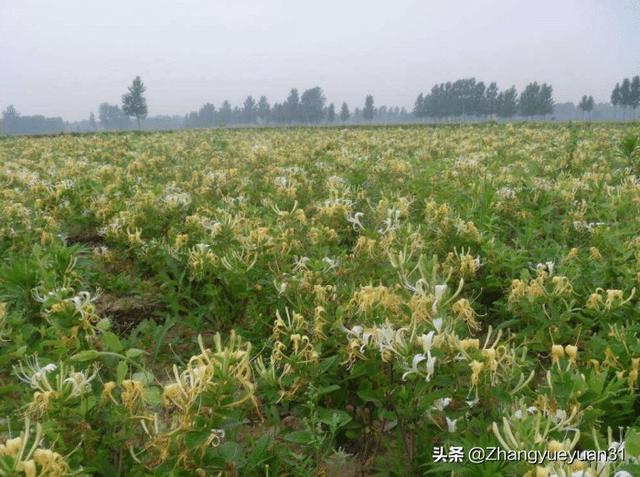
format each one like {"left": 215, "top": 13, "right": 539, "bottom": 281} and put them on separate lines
{"left": 1, "top": 124, "right": 640, "bottom": 476}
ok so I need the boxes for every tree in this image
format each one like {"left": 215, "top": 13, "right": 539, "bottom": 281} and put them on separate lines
{"left": 485, "top": 82, "right": 499, "bottom": 118}
{"left": 327, "top": 103, "right": 336, "bottom": 123}
{"left": 620, "top": 78, "right": 632, "bottom": 119}
{"left": 271, "top": 103, "right": 285, "bottom": 123}
{"left": 471, "top": 80, "right": 487, "bottom": 117}
{"left": 2, "top": 105, "right": 19, "bottom": 134}
{"left": 578, "top": 95, "right": 594, "bottom": 120}
{"left": 300, "top": 87, "right": 326, "bottom": 123}
{"left": 121, "top": 76, "right": 148, "bottom": 129}
{"left": 284, "top": 88, "right": 300, "bottom": 123}
{"left": 199, "top": 103, "right": 216, "bottom": 127}
{"left": 99, "top": 103, "right": 131, "bottom": 130}
{"left": 413, "top": 93, "right": 425, "bottom": 118}
{"left": 519, "top": 82, "right": 541, "bottom": 117}
{"left": 185, "top": 111, "right": 199, "bottom": 129}
{"left": 363, "top": 95, "right": 375, "bottom": 121}
{"left": 88, "top": 112, "right": 97, "bottom": 131}
{"left": 242, "top": 96, "right": 257, "bottom": 123}
{"left": 257, "top": 96, "right": 271, "bottom": 123}
{"left": 517, "top": 82, "right": 552, "bottom": 118}
{"left": 219, "top": 101, "right": 232, "bottom": 125}
{"left": 1, "top": 106, "right": 64, "bottom": 135}
{"left": 611, "top": 83, "right": 621, "bottom": 119}
{"left": 538, "top": 83, "right": 554, "bottom": 117}
{"left": 631, "top": 76, "right": 640, "bottom": 119}
{"left": 340, "top": 102, "right": 350, "bottom": 122}
{"left": 496, "top": 87, "right": 518, "bottom": 118}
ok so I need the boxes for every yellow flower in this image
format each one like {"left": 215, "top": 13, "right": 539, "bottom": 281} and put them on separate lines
{"left": 452, "top": 298, "right": 480, "bottom": 330}
{"left": 564, "top": 248, "right": 578, "bottom": 261}
{"left": 589, "top": 247, "right": 602, "bottom": 260}
{"left": 564, "top": 345, "right": 578, "bottom": 366}
{"left": 551, "top": 344, "right": 565, "bottom": 367}
{"left": 551, "top": 276, "right": 573, "bottom": 296}
{"left": 535, "top": 466, "right": 550, "bottom": 477}
{"left": 470, "top": 360, "right": 484, "bottom": 387}
{"left": 459, "top": 338, "right": 480, "bottom": 352}
{"left": 101, "top": 381, "right": 118, "bottom": 404}
{"left": 121, "top": 379, "right": 145, "bottom": 412}
{"left": 586, "top": 291, "right": 603, "bottom": 310}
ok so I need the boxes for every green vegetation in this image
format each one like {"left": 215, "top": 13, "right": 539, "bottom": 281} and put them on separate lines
{"left": 1, "top": 123, "right": 640, "bottom": 476}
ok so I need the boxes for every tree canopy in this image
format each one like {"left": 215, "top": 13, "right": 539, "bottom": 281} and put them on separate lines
{"left": 122, "top": 76, "right": 148, "bottom": 128}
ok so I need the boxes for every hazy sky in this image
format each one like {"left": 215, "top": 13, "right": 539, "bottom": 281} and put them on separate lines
{"left": 1, "top": 0, "right": 638, "bottom": 121}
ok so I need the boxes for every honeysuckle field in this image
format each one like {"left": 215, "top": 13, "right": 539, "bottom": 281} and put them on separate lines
{"left": 1, "top": 123, "right": 640, "bottom": 477}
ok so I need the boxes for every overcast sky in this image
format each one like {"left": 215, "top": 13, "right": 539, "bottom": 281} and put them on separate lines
{"left": 1, "top": 0, "right": 638, "bottom": 121}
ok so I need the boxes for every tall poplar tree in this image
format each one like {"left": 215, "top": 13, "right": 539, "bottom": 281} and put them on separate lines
{"left": 122, "top": 76, "right": 148, "bottom": 129}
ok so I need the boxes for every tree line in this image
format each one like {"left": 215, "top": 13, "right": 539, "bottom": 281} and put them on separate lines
{"left": 413, "top": 79, "right": 553, "bottom": 120}
{"left": 0, "top": 105, "right": 65, "bottom": 135}
{"left": 183, "top": 89, "right": 400, "bottom": 127}
{"left": 610, "top": 76, "right": 640, "bottom": 120}
{"left": 2, "top": 74, "right": 639, "bottom": 135}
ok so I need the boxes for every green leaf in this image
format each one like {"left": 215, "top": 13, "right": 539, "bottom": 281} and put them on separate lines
{"left": 357, "top": 388, "right": 382, "bottom": 406}
{"left": 316, "top": 384, "right": 340, "bottom": 396}
{"left": 284, "top": 430, "right": 315, "bottom": 446}
{"left": 219, "top": 441, "right": 246, "bottom": 467}
{"left": 116, "top": 360, "right": 128, "bottom": 384}
{"left": 620, "top": 464, "right": 640, "bottom": 474}
{"left": 132, "top": 370, "right": 154, "bottom": 385}
{"left": 625, "top": 428, "right": 640, "bottom": 457}
{"left": 126, "top": 348, "right": 146, "bottom": 359}
{"left": 144, "top": 386, "right": 162, "bottom": 406}
{"left": 102, "top": 331, "right": 123, "bottom": 352}
{"left": 317, "top": 408, "right": 352, "bottom": 428}
{"left": 318, "top": 355, "right": 338, "bottom": 375}
{"left": 70, "top": 350, "right": 100, "bottom": 362}
{"left": 248, "top": 435, "right": 271, "bottom": 466}
{"left": 184, "top": 431, "right": 210, "bottom": 450}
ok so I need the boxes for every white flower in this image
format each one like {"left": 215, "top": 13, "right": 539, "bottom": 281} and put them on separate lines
{"left": 425, "top": 353, "right": 436, "bottom": 381}
{"left": 293, "top": 256, "right": 310, "bottom": 272}
{"left": 432, "top": 318, "right": 443, "bottom": 333}
{"left": 274, "top": 176, "right": 289, "bottom": 188}
{"left": 402, "top": 351, "right": 436, "bottom": 382}
{"left": 531, "top": 261, "right": 555, "bottom": 277}
{"left": 343, "top": 325, "right": 364, "bottom": 338}
{"left": 420, "top": 332, "right": 435, "bottom": 354}
{"left": 402, "top": 354, "right": 426, "bottom": 381}
{"left": 63, "top": 366, "right": 99, "bottom": 398}
{"left": 13, "top": 356, "right": 57, "bottom": 391}
{"left": 346, "top": 212, "right": 365, "bottom": 231}
{"left": 431, "top": 397, "right": 452, "bottom": 412}
{"left": 378, "top": 208, "right": 401, "bottom": 234}
{"left": 164, "top": 191, "right": 192, "bottom": 208}
{"left": 546, "top": 261, "right": 556, "bottom": 276}
{"left": 446, "top": 417, "right": 457, "bottom": 433}
{"left": 552, "top": 409, "right": 567, "bottom": 423}
{"left": 206, "top": 428, "right": 226, "bottom": 447}
{"left": 322, "top": 257, "right": 338, "bottom": 271}
{"left": 42, "top": 364, "right": 58, "bottom": 373}
{"left": 274, "top": 280, "right": 288, "bottom": 296}
{"left": 497, "top": 187, "right": 516, "bottom": 199}
{"left": 432, "top": 284, "right": 448, "bottom": 313}
{"left": 613, "top": 471, "right": 633, "bottom": 477}
{"left": 68, "top": 291, "right": 99, "bottom": 313}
